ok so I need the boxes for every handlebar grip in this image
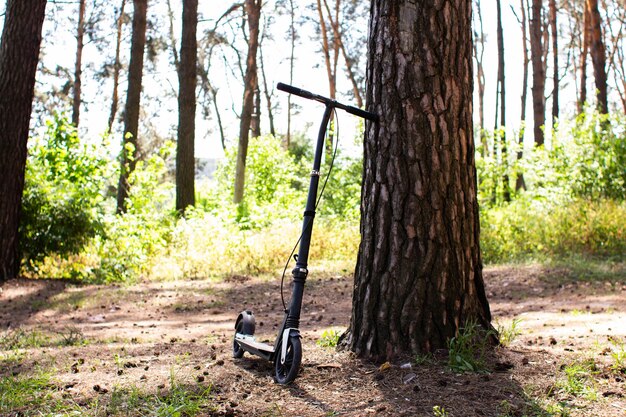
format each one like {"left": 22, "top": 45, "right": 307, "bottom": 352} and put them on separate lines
{"left": 277, "top": 82, "right": 316, "bottom": 100}
{"left": 343, "top": 104, "right": 379, "bottom": 122}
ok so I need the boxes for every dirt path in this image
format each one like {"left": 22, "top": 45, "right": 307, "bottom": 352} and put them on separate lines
{"left": 1, "top": 265, "right": 625, "bottom": 416}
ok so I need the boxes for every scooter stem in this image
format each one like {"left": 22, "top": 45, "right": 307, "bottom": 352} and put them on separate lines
{"left": 284, "top": 103, "right": 333, "bottom": 330}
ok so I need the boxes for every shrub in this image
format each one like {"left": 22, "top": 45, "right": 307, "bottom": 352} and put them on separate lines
{"left": 20, "top": 114, "right": 110, "bottom": 269}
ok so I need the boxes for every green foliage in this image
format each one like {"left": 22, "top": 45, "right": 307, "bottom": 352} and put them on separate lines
{"left": 432, "top": 405, "right": 449, "bottom": 417}
{"left": 93, "top": 142, "right": 176, "bottom": 283}
{"left": 496, "top": 318, "right": 522, "bottom": 347}
{"left": 555, "top": 359, "right": 599, "bottom": 401}
{"left": 481, "top": 197, "right": 625, "bottom": 263}
{"left": 20, "top": 114, "right": 110, "bottom": 268}
{"left": 209, "top": 135, "right": 304, "bottom": 227}
{"left": 447, "top": 319, "right": 493, "bottom": 373}
{"left": 316, "top": 329, "right": 342, "bottom": 348}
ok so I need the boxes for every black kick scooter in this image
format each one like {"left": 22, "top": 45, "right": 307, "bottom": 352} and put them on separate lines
{"left": 232, "top": 82, "right": 378, "bottom": 384}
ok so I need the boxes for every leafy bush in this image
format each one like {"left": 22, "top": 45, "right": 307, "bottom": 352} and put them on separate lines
{"left": 92, "top": 143, "right": 176, "bottom": 283}
{"left": 20, "top": 114, "right": 110, "bottom": 269}
{"left": 207, "top": 135, "right": 304, "bottom": 227}
{"left": 480, "top": 197, "right": 625, "bottom": 263}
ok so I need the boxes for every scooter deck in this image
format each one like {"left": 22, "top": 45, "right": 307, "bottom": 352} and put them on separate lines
{"left": 235, "top": 334, "right": 275, "bottom": 361}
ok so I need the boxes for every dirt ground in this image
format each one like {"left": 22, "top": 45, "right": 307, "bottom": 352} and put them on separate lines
{"left": 1, "top": 264, "right": 625, "bottom": 416}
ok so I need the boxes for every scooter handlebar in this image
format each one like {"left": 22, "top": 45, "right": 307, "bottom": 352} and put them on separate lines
{"left": 277, "top": 82, "right": 378, "bottom": 122}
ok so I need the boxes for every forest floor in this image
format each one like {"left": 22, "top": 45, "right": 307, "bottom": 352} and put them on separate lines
{"left": 1, "top": 263, "right": 625, "bottom": 417}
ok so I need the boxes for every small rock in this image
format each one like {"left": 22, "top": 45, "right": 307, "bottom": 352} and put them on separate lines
{"left": 403, "top": 373, "right": 417, "bottom": 384}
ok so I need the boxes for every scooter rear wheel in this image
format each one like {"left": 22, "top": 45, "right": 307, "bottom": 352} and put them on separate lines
{"left": 274, "top": 335, "right": 301, "bottom": 384}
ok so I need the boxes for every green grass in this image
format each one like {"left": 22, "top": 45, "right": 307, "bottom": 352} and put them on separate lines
{"left": 447, "top": 320, "right": 494, "bottom": 373}
{"left": 316, "top": 329, "right": 342, "bottom": 348}
{"left": 496, "top": 318, "right": 523, "bottom": 347}
{"left": 0, "top": 371, "right": 56, "bottom": 413}
{"left": 107, "top": 373, "right": 216, "bottom": 416}
{"left": 555, "top": 359, "right": 599, "bottom": 401}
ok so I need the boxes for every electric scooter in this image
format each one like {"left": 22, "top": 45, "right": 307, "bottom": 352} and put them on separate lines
{"left": 232, "top": 82, "right": 378, "bottom": 384}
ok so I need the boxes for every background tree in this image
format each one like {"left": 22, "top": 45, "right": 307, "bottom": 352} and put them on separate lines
{"left": 586, "top": 0, "right": 608, "bottom": 114}
{"left": 549, "top": 0, "right": 559, "bottom": 123}
{"left": 72, "top": 0, "right": 86, "bottom": 127}
{"left": 343, "top": 0, "right": 492, "bottom": 358}
{"left": 176, "top": 0, "right": 198, "bottom": 213}
{"left": 0, "top": 0, "right": 47, "bottom": 282}
{"left": 108, "top": 0, "right": 127, "bottom": 132}
{"left": 116, "top": 0, "right": 148, "bottom": 213}
{"left": 473, "top": 0, "right": 487, "bottom": 155}
{"left": 233, "top": 0, "right": 262, "bottom": 204}
{"left": 530, "top": 0, "right": 546, "bottom": 145}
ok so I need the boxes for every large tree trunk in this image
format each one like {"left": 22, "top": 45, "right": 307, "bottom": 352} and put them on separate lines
{"left": 530, "top": 0, "right": 546, "bottom": 146}
{"left": 176, "top": 0, "right": 198, "bottom": 213}
{"left": 72, "top": 0, "right": 86, "bottom": 127}
{"left": 0, "top": 0, "right": 47, "bottom": 283}
{"left": 344, "top": 0, "right": 492, "bottom": 359}
{"left": 586, "top": 0, "right": 608, "bottom": 114}
{"left": 116, "top": 0, "right": 148, "bottom": 213}
{"left": 108, "top": 0, "right": 127, "bottom": 132}
{"left": 233, "top": 0, "right": 261, "bottom": 204}
{"left": 549, "top": 0, "right": 559, "bottom": 123}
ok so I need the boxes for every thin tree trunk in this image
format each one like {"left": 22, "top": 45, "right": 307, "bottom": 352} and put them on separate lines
{"left": 549, "top": 0, "right": 559, "bottom": 123}
{"left": 259, "top": 41, "right": 276, "bottom": 136}
{"left": 315, "top": 0, "right": 336, "bottom": 154}
{"left": 579, "top": 4, "right": 590, "bottom": 113}
{"left": 515, "top": 0, "right": 529, "bottom": 191}
{"left": 322, "top": 0, "right": 363, "bottom": 107}
{"left": 233, "top": 0, "right": 261, "bottom": 204}
{"left": 108, "top": 0, "right": 127, "bottom": 132}
{"left": 286, "top": 0, "right": 295, "bottom": 147}
{"left": 587, "top": 0, "right": 608, "bottom": 114}
{"left": 166, "top": 0, "right": 180, "bottom": 70}
{"left": 530, "top": 0, "right": 546, "bottom": 146}
{"left": 116, "top": 0, "right": 148, "bottom": 213}
{"left": 72, "top": 0, "right": 86, "bottom": 127}
{"left": 251, "top": 86, "right": 261, "bottom": 137}
{"left": 473, "top": 0, "right": 487, "bottom": 156}
{"left": 344, "top": 0, "right": 492, "bottom": 359}
{"left": 176, "top": 0, "right": 198, "bottom": 213}
{"left": 496, "top": 0, "right": 510, "bottom": 202}
{"left": 0, "top": 0, "right": 47, "bottom": 282}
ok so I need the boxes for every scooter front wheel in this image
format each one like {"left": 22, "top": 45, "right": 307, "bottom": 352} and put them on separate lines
{"left": 274, "top": 335, "right": 302, "bottom": 384}
{"left": 233, "top": 320, "right": 245, "bottom": 358}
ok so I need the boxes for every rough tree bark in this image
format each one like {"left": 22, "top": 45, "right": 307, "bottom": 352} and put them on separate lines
{"left": 116, "top": 0, "right": 148, "bottom": 213}
{"left": 586, "top": 0, "right": 608, "bottom": 114}
{"left": 0, "top": 0, "right": 47, "bottom": 282}
{"left": 343, "top": 0, "right": 493, "bottom": 359}
{"left": 108, "top": 0, "right": 127, "bottom": 132}
{"left": 72, "top": 0, "right": 86, "bottom": 127}
{"left": 176, "top": 0, "right": 198, "bottom": 213}
{"left": 233, "top": 0, "right": 261, "bottom": 204}
{"left": 286, "top": 0, "right": 296, "bottom": 147}
{"left": 530, "top": 0, "right": 546, "bottom": 146}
